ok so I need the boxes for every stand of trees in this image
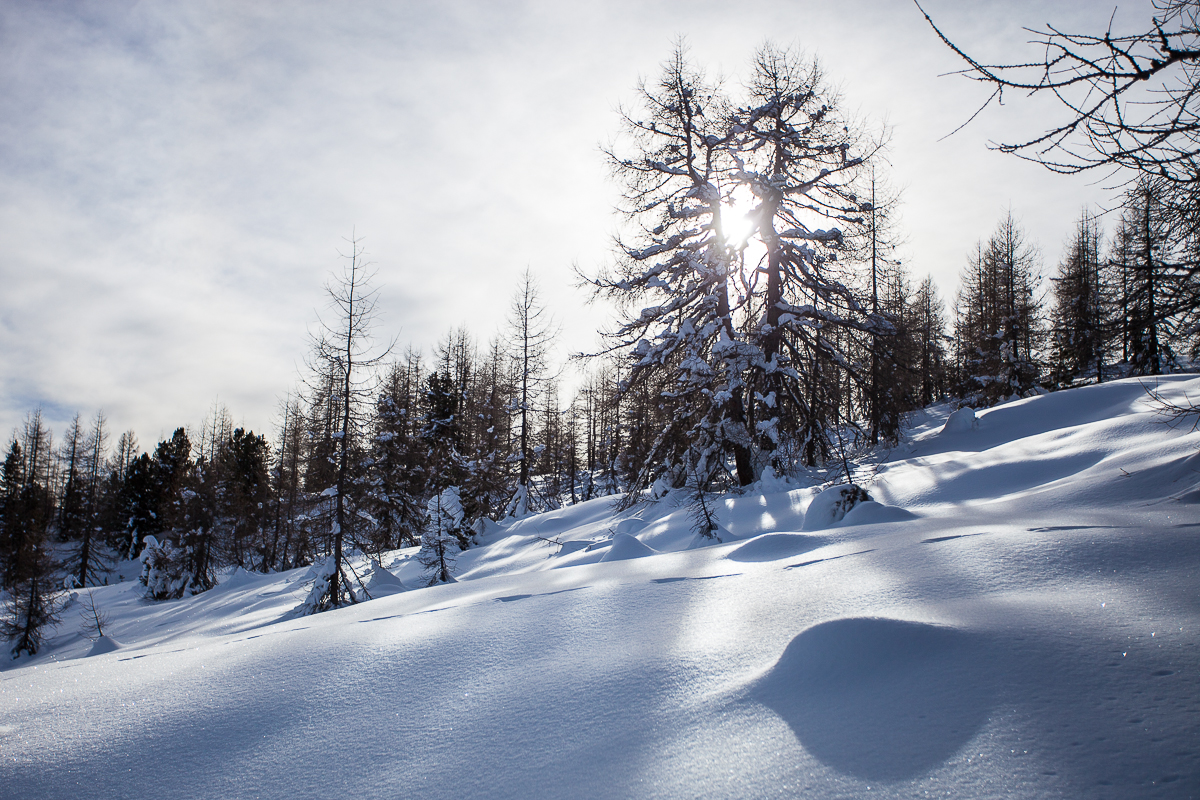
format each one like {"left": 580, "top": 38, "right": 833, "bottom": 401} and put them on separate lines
{"left": 3, "top": 25, "right": 1198, "bottom": 649}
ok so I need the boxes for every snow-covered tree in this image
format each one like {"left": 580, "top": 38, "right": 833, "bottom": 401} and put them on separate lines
{"left": 418, "top": 487, "right": 462, "bottom": 586}
{"left": 300, "top": 235, "right": 390, "bottom": 614}
{"left": 590, "top": 43, "right": 755, "bottom": 493}
{"left": 954, "top": 212, "right": 1044, "bottom": 403}
{"left": 735, "top": 44, "right": 885, "bottom": 466}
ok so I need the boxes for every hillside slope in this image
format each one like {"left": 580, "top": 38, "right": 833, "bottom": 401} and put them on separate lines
{"left": 3, "top": 376, "right": 1199, "bottom": 799}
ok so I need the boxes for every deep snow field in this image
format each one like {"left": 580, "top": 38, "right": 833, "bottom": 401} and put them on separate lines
{"left": 3, "top": 375, "right": 1200, "bottom": 799}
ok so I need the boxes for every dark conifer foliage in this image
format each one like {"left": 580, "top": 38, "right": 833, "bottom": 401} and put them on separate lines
{"left": 1, "top": 413, "right": 59, "bottom": 656}
{"left": 953, "top": 212, "right": 1044, "bottom": 404}
{"left": 1049, "top": 210, "right": 1108, "bottom": 386}
{"left": 366, "top": 355, "right": 428, "bottom": 551}
{"left": 1108, "top": 178, "right": 1199, "bottom": 374}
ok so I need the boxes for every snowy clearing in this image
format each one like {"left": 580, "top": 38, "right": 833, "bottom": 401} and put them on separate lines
{"left": 3, "top": 376, "right": 1199, "bottom": 799}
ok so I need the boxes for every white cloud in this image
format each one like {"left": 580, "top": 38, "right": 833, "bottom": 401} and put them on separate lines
{"left": 0, "top": 0, "right": 1157, "bottom": 444}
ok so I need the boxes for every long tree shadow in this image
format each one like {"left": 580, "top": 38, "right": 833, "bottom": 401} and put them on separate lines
{"left": 748, "top": 617, "right": 996, "bottom": 782}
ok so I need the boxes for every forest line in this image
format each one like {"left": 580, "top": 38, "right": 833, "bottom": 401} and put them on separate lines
{"left": 2, "top": 39, "right": 1198, "bottom": 655}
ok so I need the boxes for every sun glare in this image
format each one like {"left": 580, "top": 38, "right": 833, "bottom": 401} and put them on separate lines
{"left": 722, "top": 200, "right": 756, "bottom": 246}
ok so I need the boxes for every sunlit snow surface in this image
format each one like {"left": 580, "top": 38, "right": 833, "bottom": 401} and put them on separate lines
{"left": 4, "top": 376, "right": 1200, "bottom": 799}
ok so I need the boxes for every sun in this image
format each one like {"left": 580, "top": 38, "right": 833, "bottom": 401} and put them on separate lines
{"left": 720, "top": 197, "right": 756, "bottom": 246}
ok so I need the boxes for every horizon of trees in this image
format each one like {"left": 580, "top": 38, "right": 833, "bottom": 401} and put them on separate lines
{"left": 3, "top": 35, "right": 1199, "bottom": 649}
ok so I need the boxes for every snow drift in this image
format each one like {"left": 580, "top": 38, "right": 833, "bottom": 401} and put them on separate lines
{"left": 2, "top": 375, "right": 1198, "bottom": 799}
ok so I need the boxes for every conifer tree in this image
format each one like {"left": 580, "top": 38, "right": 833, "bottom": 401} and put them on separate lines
{"left": 56, "top": 414, "right": 86, "bottom": 548}
{"left": 70, "top": 411, "right": 111, "bottom": 588}
{"left": 954, "top": 212, "right": 1044, "bottom": 403}
{"left": 1110, "top": 178, "right": 1191, "bottom": 374}
{"left": 506, "top": 270, "right": 557, "bottom": 515}
{"left": 736, "top": 44, "right": 884, "bottom": 467}
{"left": 367, "top": 355, "right": 428, "bottom": 550}
{"left": 300, "top": 234, "right": 390, "bottom": 614}
{"left": 591, "top": 43, "right": 754, "bottom": 493}
{"left": 268, "top": 395, "right": 306, "bottom": 570}
{"left": 908, "top": 275, "right": 950, "bottom": 406}
{"left": 2, "top": 413, "right": 60, "bottom": 656}
{"left": 418, "top": 487, "right": 462, "bottom": 586}
{"left": 1050, "top": 209, "right": 1107, "bottom": 385}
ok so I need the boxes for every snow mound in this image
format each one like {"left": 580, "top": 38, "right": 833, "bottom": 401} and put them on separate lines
{"left": 363, "top": 562, "right": 407, "bottom": 599}
{"left": 1125, "top": 451, "right": 1200, "bottom": 503}
{"left": 941, "top": 406, "right": 978, "bottom": 434}
{"left": 87, "top": 635, "right": 121, "bottom": 656}
{"left": 686, "top": 525, "right": 736, "bottom": 548}
{"left": 756, "top": 466, "right": 792, "bottom": 492}
{"left": 552, "top": 540, "right": 592, "bottom": 557}
{"left": 751, "top": 617, "right": 990, "bottom": 782}
{"left": 838, "top": 500, "right": 918, "bottom": 527}
{"left": 802, "top": 484, "right": 872, "bottom": 531}
{"left": 612, "top": 518, "right": 646, "bottom": 535}
{"left": 217, "top": 567, "right": 255, "bottom": 590}
{"left": 598, "top": 532, "right": 658, "bottom": 562}
{"left": 727, "top": 533, "right": 826, "bottom": 562}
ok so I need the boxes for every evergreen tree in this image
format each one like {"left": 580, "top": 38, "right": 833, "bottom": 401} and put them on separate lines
{"left": 300, "top": 235, "right": 390, "bottom": 614}
{"left": 418, "top": 487, "right": 462, "bottom": 586}
{"left": 1050, "top": 209, "right": 1108, "bottom": 385}
{"left": 0, "top": 440, "right": 26, "bottom": 589}
{"left": 56, "top": 414, "right": 87, "bottom": 547}
{"left": 366, "top": 356, "right": 428, "bottom": 551}
{"left": 118, "top": 452, "right": 159, "bottom": 560}
{"left": 1, "top": 413, "right": 60, "bottom": 656}
{"left": 954, "top": 212, "right": 1044, "bottom": 403}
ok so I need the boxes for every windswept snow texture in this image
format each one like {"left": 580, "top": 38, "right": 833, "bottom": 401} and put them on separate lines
{"left": 3, "top": 376, "right": 1200, "bottom": 799}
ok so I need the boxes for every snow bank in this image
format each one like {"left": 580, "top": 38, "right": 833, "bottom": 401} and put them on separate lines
{"left": 751, "top": 618, "right": 990, "bottom": 782}
{"left": 727, "top": 533, "right": 827, "bottom": 562}
{"left": 4, "top": 376, "right": 1199, "bottom": 800}
{"left": 363, "top": 562, "right": 407, "bottom": 599}
{"left": 801, "top": 484, "right": 871, "bottom": 530}
{"left": 86, "top": 635, "right": 121, "bottom": 656}
{"left": 941, "top": 406, "right": 978, "bottom": 434}
{"left": 598, "top": 532, "right": 658, "bottom": 562}
{"left": 838, "top": 500, "right": 918, "bottom": 526}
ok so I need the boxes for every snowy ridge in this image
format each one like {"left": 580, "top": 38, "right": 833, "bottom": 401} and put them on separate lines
{"left": 2, "top": 376, "right": 1199, "bottom": 799}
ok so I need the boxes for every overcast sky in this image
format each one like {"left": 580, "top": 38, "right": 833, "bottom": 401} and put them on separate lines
{"left": 0, "top": 0, "right": 1154, "bottom": 448}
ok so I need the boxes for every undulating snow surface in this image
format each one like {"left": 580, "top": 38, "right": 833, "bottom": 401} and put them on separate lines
{"left": 3, "top": 376, "right": 1199, "bottom": 799}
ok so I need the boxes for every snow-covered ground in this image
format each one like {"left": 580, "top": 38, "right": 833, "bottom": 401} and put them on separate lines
{"left": 4, "top": 376, "right": 1199, "bottom": 799}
